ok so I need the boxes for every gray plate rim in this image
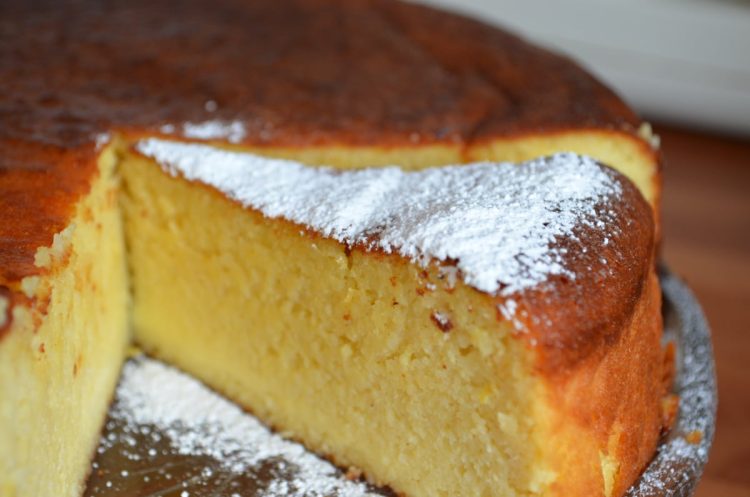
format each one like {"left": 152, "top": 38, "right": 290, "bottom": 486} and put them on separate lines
{"left": 627, "top": 267, "right": 717, "bottom": 497}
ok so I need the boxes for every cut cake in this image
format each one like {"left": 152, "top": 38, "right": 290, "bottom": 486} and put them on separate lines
{"left": 0, "top": 1, "right": 667, "bottom": 496}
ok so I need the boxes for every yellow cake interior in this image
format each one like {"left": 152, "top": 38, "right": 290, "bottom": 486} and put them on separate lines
{"left": 0, "top": 146, "right": 129, "bottom": 497}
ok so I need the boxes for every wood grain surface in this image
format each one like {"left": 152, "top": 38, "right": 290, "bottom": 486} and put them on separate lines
{"left": 657, "top": 125, "right": 750, "bottom": 497}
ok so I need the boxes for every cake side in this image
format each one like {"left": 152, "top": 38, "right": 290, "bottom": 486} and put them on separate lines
{"left": 530, "top": 267, "right": 664, "bottom": 497}
{"left": 0, "top": 0, "right": 659, "bottom": 291}
{"left": 506, "top": 170, "right": 666, "bottom": 496}
{"left": 0, "top": 148, "right": 129, "bottom": 497}
{"left": 504, "top": 170, "right": 663, "bottom": 496}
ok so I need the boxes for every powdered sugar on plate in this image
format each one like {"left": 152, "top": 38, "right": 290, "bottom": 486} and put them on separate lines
{"left": 135, "top": 139, "right": 624, "bottom": 297}
{"left": 89, "top": 356, "right": 382, "bottom": 497}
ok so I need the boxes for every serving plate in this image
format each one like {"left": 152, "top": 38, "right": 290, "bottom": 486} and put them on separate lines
{"left": 84, "top": 268, "right": 716, "bottom": 497}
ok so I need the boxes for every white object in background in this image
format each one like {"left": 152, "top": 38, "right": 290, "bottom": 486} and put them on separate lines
{"left": 418, "top": 0, "right": 750, "bottom": 136}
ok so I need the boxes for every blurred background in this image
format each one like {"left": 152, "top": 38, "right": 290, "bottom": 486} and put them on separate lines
{"left": 418, "top": 1, "right": 750, "bottom": 496}
{"left": 423, "top": 0, "right": 750, "bottom": 136}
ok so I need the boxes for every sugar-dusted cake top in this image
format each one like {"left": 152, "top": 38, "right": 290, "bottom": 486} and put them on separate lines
{"left": 137, "top": 139, "right": 630, "bottom": 298}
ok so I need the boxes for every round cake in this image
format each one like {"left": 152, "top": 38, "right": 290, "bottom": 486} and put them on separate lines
{"left": 0, "top": 1, "right": 668, "bottom": 497}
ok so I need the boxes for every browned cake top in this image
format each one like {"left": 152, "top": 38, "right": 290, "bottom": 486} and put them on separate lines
{"left": 0, "top": 0, "right": 641, "bottom": 286}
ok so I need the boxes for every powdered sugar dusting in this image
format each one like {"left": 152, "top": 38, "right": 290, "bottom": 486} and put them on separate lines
{"left": 136, "top": 139, "right": 624, "bottom": 298}
{"left": 160, "top": 120, "right": 247, "bottom": 143}
{"left": 105, "top": 356, "right": 378, "bottom": 497}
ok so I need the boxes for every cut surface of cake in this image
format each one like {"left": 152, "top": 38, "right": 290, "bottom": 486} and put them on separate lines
{"left": 119, "top": 140, "right": 664, "bottom": 497}
{"left": 0, "top": 1, "right": 668, "bottom": 496}
{"left": 0, "top": 147, "right": 129, "bottom": 497}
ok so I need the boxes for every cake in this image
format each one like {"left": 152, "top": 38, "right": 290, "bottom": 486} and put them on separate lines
{"left": 0, "top": 1, "right": 667, "bottom": 497}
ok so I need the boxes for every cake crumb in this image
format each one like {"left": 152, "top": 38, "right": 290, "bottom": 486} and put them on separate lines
{"left": 345, "top": 466, "right": 363, "bottom": 481}
{"left": 430, "top": 311, "right": 453, "bottom": 333}
{"left": 661, "top": 394, "right": 680, "bottom": 435}
{"left": 685, "top": 430, "right": 703, "bottom": 445}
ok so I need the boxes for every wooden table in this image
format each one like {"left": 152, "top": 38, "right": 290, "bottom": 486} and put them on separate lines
{"left": 657, "top": 125, "right": 750, "bottom": 497}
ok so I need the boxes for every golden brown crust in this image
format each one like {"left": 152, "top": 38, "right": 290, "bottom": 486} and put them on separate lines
{"left": 497, "top": 170, "right": 656, "bottom": 374}
{"left": 0, "top": 142, "right": 97, "bottom": 283}
{"left": 541, "top": 271, "right": 665, "bottom": 497}
{"left": 0, "top": 0, "right": 647, "bottom": 287}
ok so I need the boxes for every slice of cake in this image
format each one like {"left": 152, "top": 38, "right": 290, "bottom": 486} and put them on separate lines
{"left": 116, "top": 139, "right": 664, "bottom": 497}
{"left": 0, "top": 146, "right": 129, "bottom": 497}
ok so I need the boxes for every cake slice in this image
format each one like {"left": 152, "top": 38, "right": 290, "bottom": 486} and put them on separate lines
{"left": 117, "top": 139, "right": 665, "bottom": 497}
{"left": 0, "top": 145, "right": 129, "bottom": 497}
